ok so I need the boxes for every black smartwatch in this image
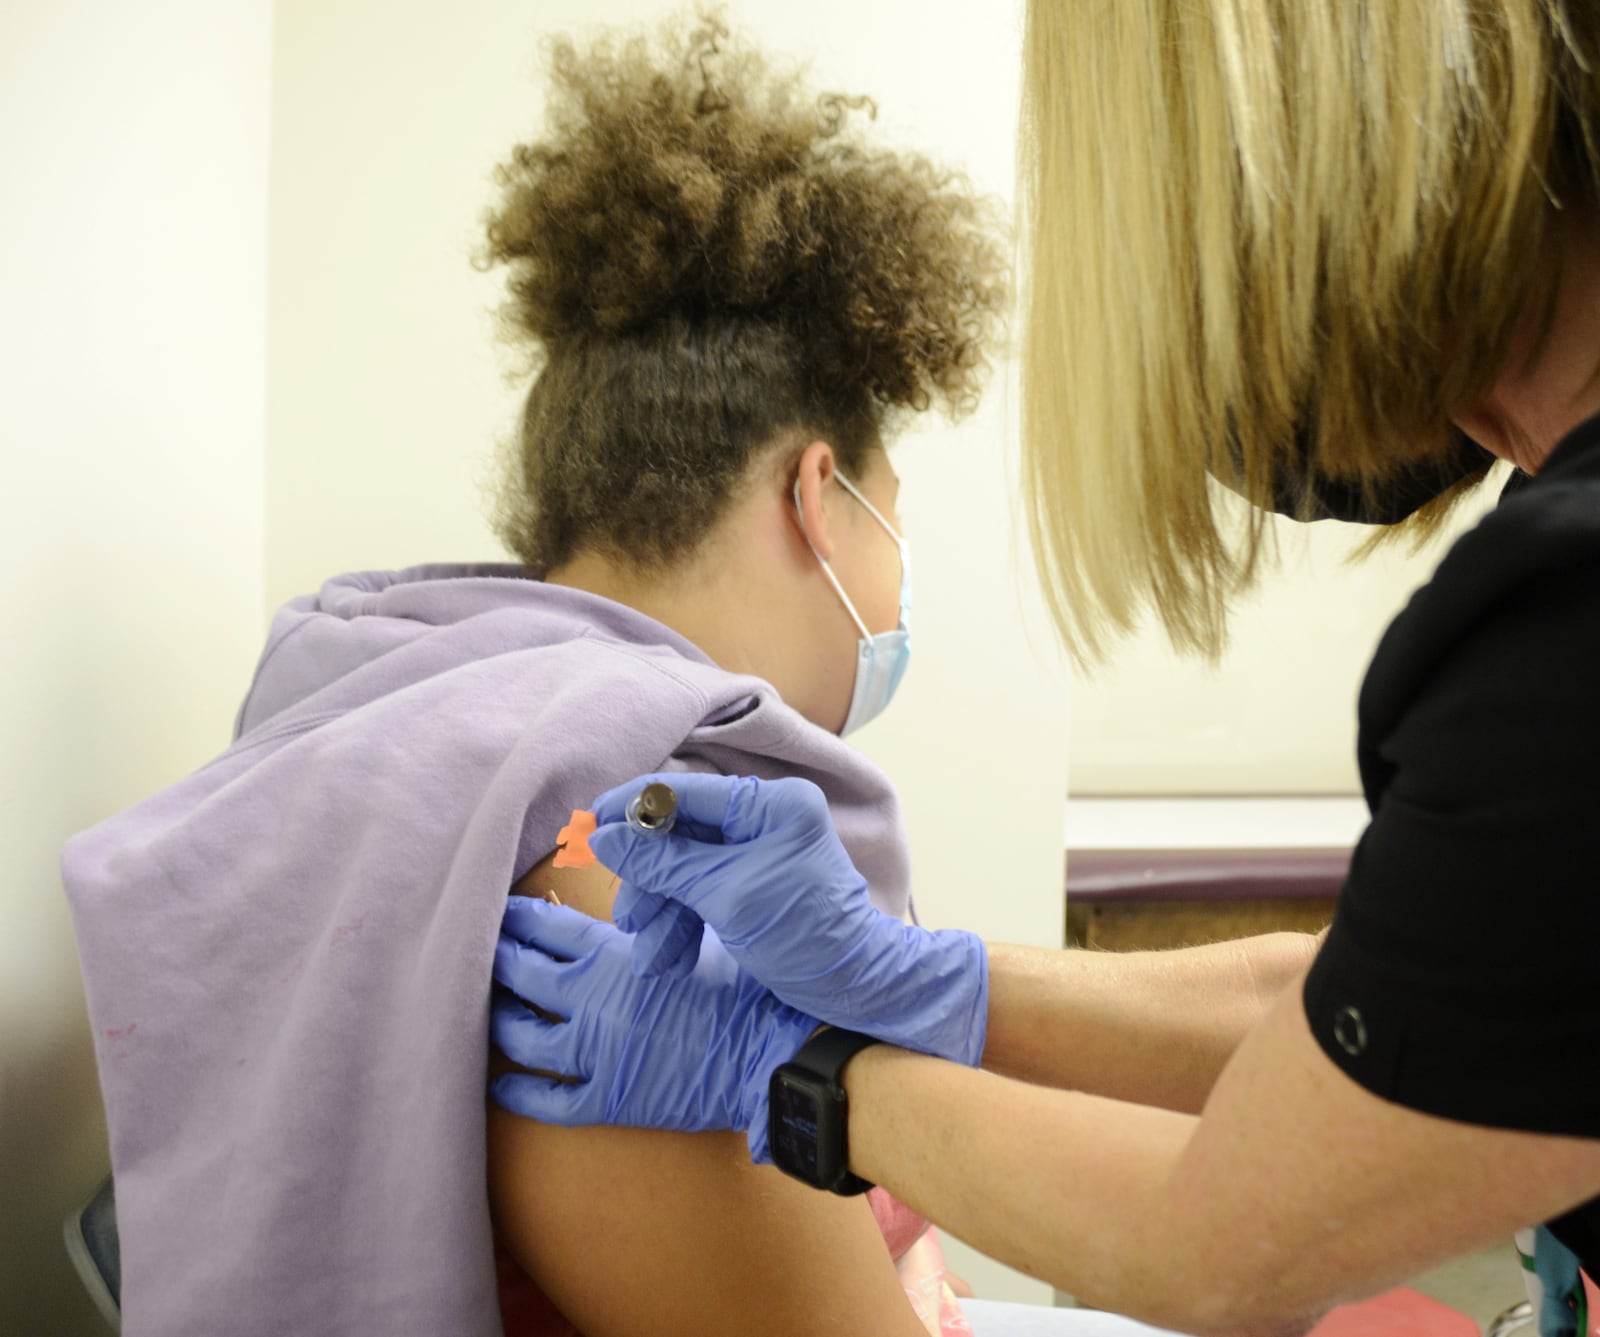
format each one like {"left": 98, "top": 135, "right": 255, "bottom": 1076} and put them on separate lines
{"left": 768, "top": 1027, "right": 880, "bottom": 1195}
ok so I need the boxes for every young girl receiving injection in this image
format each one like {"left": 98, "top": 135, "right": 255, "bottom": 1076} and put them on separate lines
{"left": 63, "top": 14, "right": 1032, "bottom": 1336}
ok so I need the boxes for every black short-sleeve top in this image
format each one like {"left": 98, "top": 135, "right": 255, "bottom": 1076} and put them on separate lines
{"left": 1303, "top": 412, "right": 1600, "bottom": 1275}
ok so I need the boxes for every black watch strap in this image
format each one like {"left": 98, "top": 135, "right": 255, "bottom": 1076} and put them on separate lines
{"left": 791, "top": 1026, "right": 882, "bottom": 1082}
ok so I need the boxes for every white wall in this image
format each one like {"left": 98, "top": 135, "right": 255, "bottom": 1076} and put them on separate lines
{"left": 268, "top": 0, "right": 1062, "bottom": 1306}
{"left": 0, "top": 2, "right": 271, "bottom": 1330}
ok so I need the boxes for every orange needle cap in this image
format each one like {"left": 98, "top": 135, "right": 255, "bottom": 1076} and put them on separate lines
{"left": 552, "top": 809, "right": 599, "bottom": 869}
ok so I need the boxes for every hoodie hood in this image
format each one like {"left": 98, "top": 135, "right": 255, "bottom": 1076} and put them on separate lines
{"left": 236, "top": 563, "right": 720, "bottom": 739}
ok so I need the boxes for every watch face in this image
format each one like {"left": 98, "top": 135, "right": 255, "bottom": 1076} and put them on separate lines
{"left": 770, "top": 1073, "right": 825, "bottom": 1183}
{"left": 768, "top": 1036, "right": 877, "bottom": 1196}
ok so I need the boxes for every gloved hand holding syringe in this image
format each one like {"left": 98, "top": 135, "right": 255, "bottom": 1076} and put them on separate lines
{"left": 543, "top": 772, "right": 988, "bottom": 1065}
{"left": 492, "top": 772, "right": 988, "bottom": 1152}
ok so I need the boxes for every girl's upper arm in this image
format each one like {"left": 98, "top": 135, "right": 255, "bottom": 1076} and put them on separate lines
{"left": 487, "top": 1115, "right": 932, "bottom": 1337}
{"left": 490, "top": 851, "right": 931, "bottom": 1337}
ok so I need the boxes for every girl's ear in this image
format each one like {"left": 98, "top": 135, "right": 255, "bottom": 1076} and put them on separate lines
{"left": 792, "top": 439, "right": 839, "bottom": 560}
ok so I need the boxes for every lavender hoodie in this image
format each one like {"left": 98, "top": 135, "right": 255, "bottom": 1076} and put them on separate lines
{"left": 62, "top": 564, "right": 911, "bottom": 1336}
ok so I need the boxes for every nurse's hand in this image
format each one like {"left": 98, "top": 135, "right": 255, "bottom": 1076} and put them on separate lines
{"left": 586, "top": 773, "right": 988, "bottom": 1067}
{"left": 490, "top": 896, "right": 815, "bottom": 1162}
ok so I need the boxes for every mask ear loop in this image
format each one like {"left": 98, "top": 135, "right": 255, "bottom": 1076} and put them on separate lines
{"left": 832, "top": 472, "right": 902, "bottom": 540}
{"left": 793, "top": 479, "right": 874, "bottom": 641}
{"left": 831, "top": 473, "right": 910, "bottom": 624}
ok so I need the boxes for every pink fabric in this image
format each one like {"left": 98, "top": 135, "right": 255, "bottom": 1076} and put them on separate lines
{"left": 868, "top": 1187, "right": 930, "bottom": 1258}
{"left": 1307, "top": 1288, "right": 1477, "bottom": 1337}
{"left": 868, "top": 1189, "right": 972, "bottom": 1336}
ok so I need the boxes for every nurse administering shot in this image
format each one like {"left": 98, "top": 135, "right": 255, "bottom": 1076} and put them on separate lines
{"left": 493, "top": 4, "right": 1600, "bottom": 1334}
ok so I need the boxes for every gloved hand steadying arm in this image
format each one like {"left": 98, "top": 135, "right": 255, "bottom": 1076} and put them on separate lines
{"left": 490, "top": 895, "right": 816, "bottom": 1162}
{"left": 586, "top": 773, "right": 988, "bottom": 1067}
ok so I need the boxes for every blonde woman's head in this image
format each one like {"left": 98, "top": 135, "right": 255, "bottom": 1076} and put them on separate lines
{"left": 1020, "top": 0, "right": 1600, "bottom": 662}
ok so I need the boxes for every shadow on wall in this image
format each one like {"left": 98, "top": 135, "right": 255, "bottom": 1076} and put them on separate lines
{"left": 0, "top": 983, "right": 113, "bottom": 1333}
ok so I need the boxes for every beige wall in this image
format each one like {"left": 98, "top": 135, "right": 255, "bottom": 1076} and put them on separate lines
{"left": 1068, "top": 493, "right": 1501, "bottom": 796}
{"left": 0, "top": 1, "right": 271, "bottom": 1330}
{"left": 268, "top": 0, "right": 1062, "bottom": 1306}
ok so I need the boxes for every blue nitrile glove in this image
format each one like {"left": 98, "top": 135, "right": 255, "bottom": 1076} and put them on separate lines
{"left": 490, "top": 895, "right": 817, "bottom": 1162}
{"left": 586, "top": 772, "right": 988, "bottom": 1067}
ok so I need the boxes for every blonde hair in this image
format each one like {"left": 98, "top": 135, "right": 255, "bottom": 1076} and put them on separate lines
{"left": 1020, "top": 0, "right": 1600, "bottom": 662}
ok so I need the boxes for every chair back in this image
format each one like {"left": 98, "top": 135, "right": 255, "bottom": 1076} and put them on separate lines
{"left": 63, "top": 1173, "right": 121, "bottom": 1331}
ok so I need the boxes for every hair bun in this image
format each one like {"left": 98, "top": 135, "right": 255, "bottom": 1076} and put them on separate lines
{"left": 480, "top": 12, "right": 1007, "bottom": 417}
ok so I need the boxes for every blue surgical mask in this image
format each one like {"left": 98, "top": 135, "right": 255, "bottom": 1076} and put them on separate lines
{"left": 794, "top": 473, "right": 912, "bottom": 736}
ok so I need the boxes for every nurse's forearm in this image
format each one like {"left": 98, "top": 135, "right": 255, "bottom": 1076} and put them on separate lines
{"left": 845, "top": 978, "right": 1600, "bottom": 1337}
{"left": 980, "top": 933, "right": 1319, "bottom": 1113}
{"left": 842, "top": 1047, "right": 1321, "bottom": 1337}
{"left": 843, "top": 1047, "right": 1210, "bottom": 1328}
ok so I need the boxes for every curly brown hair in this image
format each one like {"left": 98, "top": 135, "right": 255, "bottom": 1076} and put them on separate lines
{"left": 479, "top": 11, "right": 1009, "bottom": 575}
